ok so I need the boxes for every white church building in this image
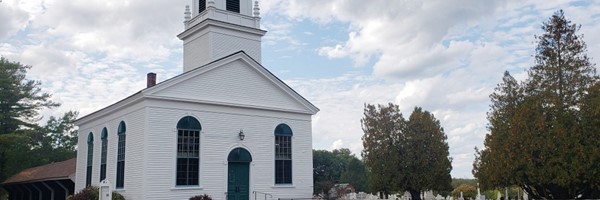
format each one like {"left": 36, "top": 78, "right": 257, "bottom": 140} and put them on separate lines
{"left": 74, "top": 0, "right": 319, "bottom": 199}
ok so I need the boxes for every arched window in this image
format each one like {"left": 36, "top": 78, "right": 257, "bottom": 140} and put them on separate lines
{"left": 226, "top": 0, "right": 240, "bottom": 13}
{"left": 86, "top": 132, "right": 94, "bottom": 186}
{"left": 199, "top": 0, "right": 206, "bottom": 13}
{"left": 100, "top": 128, "right": 108, "bottom": 181}
{"left": 116, "top": 121, "right": 126, "bottom": 188}
{"left": 274, "top": 124, "right": 292, "bottom": 184}
{"left": 176, "top": 116, "right": 201, "bottom": 186}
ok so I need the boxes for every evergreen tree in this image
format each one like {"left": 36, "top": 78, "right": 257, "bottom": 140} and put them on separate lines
{"left": 402, "top": 107, "right": 453, "bottom": 199}
{"left": 0, "top": 57, "right": 60, "bottom": 134}
{"left": 361, "top": 103, "right": 404, "bottom": 198}
{"left": 361, "top": 104, "right": 452, "bottom": 199}
{"left": 473, "top": 71, "right": 522, "bottom": 190}
{"left": 474, "top": 10, "right": 600, "bottom": 199}
{"left": 0, "top": 57, "right": 78, "bottom": 198}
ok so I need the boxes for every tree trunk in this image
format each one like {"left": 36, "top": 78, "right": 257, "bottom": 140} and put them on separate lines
{"left": 378, "top": 191, "right": 390, "bottom": 199}
{"left": 409, "top": 189, "right": 421, "bottom": 200}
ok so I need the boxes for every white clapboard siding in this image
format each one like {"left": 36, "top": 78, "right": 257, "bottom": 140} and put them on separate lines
{"left": 154, "top": 57, "right": 310, "bottom": 113}
{"left": 75, "top": 52, "right": 317, "bottom": 200}
{"left": 212, "top": 31, "right": 262, "bottom": 64}
{"left": 183, "top": 31, "right": 211, "bottom": 73}
{"left": 182, "top": 0, "right": 264, "bottom": 72}
{"left": 141, "top": 99, "right": 313, "bottom": 199}
{"left": 74, "top": 103, "right": 146, "bottom": 200}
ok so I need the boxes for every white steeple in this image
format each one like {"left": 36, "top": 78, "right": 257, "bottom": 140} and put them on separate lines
{"left": 178, "top": 0, "right": 266, "bottom": 72}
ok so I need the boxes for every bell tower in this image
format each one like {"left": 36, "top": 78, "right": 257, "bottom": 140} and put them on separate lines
{"left": 178, "top": 0, "right": 266, "bottom": 72}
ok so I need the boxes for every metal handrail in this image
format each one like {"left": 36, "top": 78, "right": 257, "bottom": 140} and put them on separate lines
{"left": 253, "top": 191, "right": 273, "bottom": 200}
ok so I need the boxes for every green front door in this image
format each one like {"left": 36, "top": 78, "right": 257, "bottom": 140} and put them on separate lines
{"left": 227, "top": 162, "right": 250, "bottom": 200}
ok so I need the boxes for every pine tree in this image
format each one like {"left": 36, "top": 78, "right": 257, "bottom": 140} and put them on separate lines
{"left": 0, "top": 57, "right": 60, "bottom": 134}
{"left": 0, "top": 58, "right": 78, "bottom": 198}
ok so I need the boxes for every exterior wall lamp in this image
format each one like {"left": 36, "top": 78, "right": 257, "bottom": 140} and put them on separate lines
{"left": 239, "top": 130, "right": 245, "bottom": 140}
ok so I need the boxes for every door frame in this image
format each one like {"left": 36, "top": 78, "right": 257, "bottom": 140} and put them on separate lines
{"left": 226, "top": 147, "right": 253, "bottom": 200}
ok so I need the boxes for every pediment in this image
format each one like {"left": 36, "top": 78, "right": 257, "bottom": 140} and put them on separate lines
{"left": 144, "top": 52, "right": 318, "bottom": 114}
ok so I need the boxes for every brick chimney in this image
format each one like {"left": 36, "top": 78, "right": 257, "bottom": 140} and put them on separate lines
{"left": 147, "top": 72, "right": 156, "bottom": 88}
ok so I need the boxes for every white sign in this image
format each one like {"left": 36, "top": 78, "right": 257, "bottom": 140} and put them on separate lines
{"left": 99, "top": 180, "right": 112, "bottom": 200}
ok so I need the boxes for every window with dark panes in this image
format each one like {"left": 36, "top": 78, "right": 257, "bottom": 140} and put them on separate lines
{"left": 199, "top": 0, "right": 206, "bottom": 13}
{"left": 274, "top": 124, "right": 292, "bottom": 184}
{"left": 176, "top": 116, "right": 201, "bottom": 186}
{"left": 86, "top": 133, "right": 94, "bottom": 186}
{"left": 116, "top": 121, "right": 126, "bottom": 188}
{"left": 226, "top": 0, "right": 240, "bottom": 13}
{"left": 100, "top": 128, "right": 108, "bottom": 181}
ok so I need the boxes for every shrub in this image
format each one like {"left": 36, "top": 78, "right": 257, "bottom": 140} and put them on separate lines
{"left": 451, "top": 184, "right": 477, "bottom": 200}
{"left": 189, "top": 194, "right": 212, "bottom": 200}
{"left": 112, "top": 191, "right": 126, "bottom": 200}
{"left": 68, "top": 186, "right": 126, "bottom": 200}
{"left": 68, "top": 186, "right": 98, "bottom": 200}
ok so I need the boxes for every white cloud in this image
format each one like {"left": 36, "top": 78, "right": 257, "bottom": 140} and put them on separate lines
{"left": 271, "top": 1, "right": 600, "bottom": 178}
{"left": 262, "top": 21, "right": 307, "bottom": 51}
{"left": 25, "top": 0, "right": 186, "bottom": 63}
{"left": 330, "top": 139, "right": 344, "bottom": 150}
{"left": 268, "top": 0, "right": 502, "bottom": 70}
{"left": 2, "top": 0, "right": 186, "bottom": 123}
{"left": 287, "top": 74, "right": 404, "bottom": 155}
{"left": 4, "top": 0, "right": 600, "bottom": 179}
{"left": 374, "top": 41, "right": 474, "bottom": 79}
{"left": 0, "top": 0, "right": 30, "bottom": 39}
{"left": 289, "top": 72, "right": 493, "bottom": 178}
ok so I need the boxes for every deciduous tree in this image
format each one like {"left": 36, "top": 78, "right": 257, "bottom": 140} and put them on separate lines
{"left": 313, "top": 148, "right": 369, "bottom": 197}
{"left": 340, "top": 157, "right": 369, "bottom": 193}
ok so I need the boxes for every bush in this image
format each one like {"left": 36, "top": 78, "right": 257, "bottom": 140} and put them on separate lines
{"left": 451, "top": 184, "right": 477, "bottom": 199}
{"left": 189, "top": 194, "right": 212, "bottom": 200}
{"left": 68, "top": 187, "right": 98, "bottom": 200}
{"left": 112, "top": 191, "right": 126, "bottom": 200}
{"left": 68, "top": 186, "right": 126, "bottom": 200}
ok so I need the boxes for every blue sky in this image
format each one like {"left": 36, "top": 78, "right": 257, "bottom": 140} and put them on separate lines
{"left": 1, "top": 0, "right": 599, "bottom": 178}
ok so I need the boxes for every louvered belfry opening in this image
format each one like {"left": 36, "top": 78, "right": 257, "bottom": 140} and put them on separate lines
{"left": 199, "top": 0, "right": 206, "bottom": 13}
{"left": 226, "top": 0, "right": 240, "bottom": 13}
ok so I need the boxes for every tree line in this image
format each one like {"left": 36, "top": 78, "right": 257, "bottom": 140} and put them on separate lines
{"left": 313, "top": 148, "right": 368, "bottom": 198}
{"left": 0, "top": 58, "right": 78, "bottom": 198}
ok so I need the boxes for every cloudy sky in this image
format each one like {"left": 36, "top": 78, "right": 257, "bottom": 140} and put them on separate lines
{"left": 1, "top": 0, "right": 599, "bottom": 178}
